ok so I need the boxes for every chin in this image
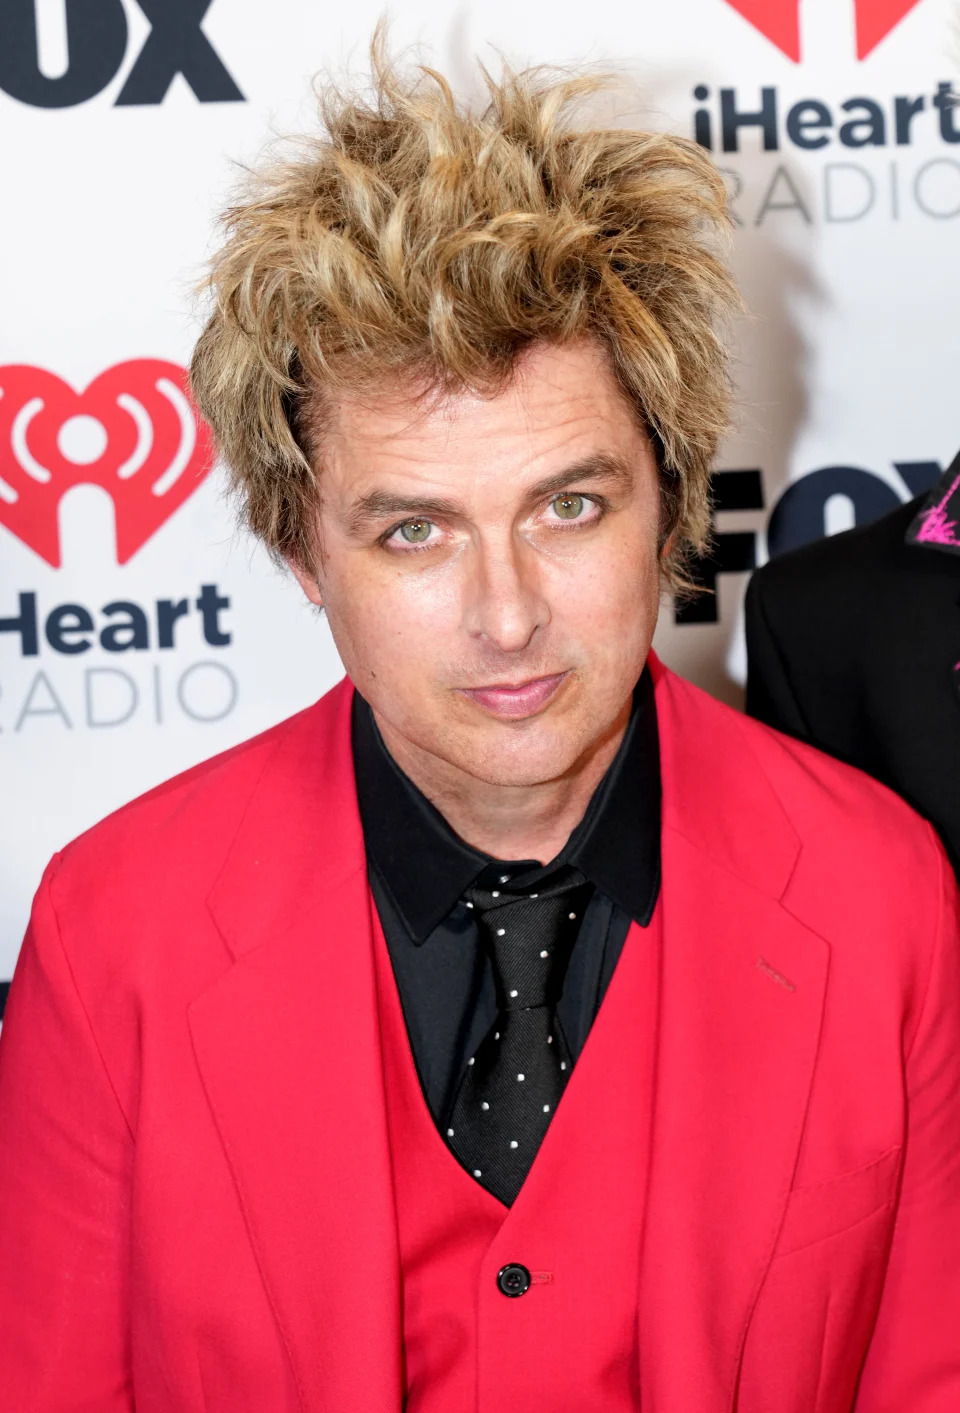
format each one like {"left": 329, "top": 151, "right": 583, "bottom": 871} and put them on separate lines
{"left": 458, "top": 727, "right": 588, "bottom": 789}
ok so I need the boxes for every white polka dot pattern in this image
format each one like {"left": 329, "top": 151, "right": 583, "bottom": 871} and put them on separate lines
{"left": 444, "top": 865, "right": 590, "bottom": 1205}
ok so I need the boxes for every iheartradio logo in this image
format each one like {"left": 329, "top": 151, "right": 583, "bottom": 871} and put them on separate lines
{"left": 0, "top": 359, "right": 216, "bottom": 566}
{"left": 723, "top": 0, "right": 924, "bottom": 62}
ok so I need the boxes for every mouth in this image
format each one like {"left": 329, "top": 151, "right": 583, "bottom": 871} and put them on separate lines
{"left": 457, "top": 671, "right": 570, "bottom": 720}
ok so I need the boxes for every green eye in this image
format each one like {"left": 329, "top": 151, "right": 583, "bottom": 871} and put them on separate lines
{"left": 552, "top": 493, "right": 585, "bottom": 520}
{"left": 399, "top": 518, "right": 432, "bottom": 543}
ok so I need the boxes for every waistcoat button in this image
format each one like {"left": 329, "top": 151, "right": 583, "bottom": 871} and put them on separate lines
{"left": 497, "top": 1263, "right": 531, "bottom": 1298}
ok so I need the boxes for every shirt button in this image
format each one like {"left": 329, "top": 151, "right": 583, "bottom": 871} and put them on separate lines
{"left": 497, "top": 1263, "right": 531, "bottom": 1298}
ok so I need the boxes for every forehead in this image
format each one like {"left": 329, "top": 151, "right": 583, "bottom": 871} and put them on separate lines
{"left": 320, "top": 340, "right": 647, "bottom": 486}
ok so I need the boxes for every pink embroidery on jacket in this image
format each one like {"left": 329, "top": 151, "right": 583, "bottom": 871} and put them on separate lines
{"left": 913, "top": 469, "right": 960, "bottom": 548}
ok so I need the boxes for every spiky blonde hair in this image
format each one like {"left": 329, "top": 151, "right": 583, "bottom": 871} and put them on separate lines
{"left": 190, "top": 43, "right": 740, "bottom": 588}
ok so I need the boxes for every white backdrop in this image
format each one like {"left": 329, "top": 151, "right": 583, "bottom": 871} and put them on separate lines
{"left": 2, "top": 0, "right": 958, "bottom": 987}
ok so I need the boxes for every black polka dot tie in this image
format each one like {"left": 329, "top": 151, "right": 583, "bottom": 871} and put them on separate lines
{"left": 447, "top": 865, "right": 592, "bottom": 1205}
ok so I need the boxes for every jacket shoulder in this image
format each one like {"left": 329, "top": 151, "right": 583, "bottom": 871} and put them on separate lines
{"left": 745, "top": 496, "right": 960, "bottom": 655}
{"left": 743, "top": 496, "right": 954, "bottom": 730}
{"left": 46, "top": 685, "right": 346, "bottom": 926}
{"left": 734, "top": 693, "right": 946, "bottom": 955}
{"left": 665, "top": 672, "right": 947, "bottom": 1014}
{"left": 659, "top": 662, "right": 939, "bottom": 877}
{"left": 60, "top": 710, "right": 300, "bottom": 865}
{"left": 741, "top": 701, "right": 931, "bottom": 858}
{"left": 750, "top": 497, "right": 921, "bottom": 603}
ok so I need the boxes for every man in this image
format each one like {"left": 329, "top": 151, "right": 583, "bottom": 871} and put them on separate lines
{"left": 747, "top": 458, "right": 960, "bottom": 875}
{"left": 0, "top": 52, "right": 958, "bottom": 1413}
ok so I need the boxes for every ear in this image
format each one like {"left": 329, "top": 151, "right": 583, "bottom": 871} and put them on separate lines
{"left": 287, "top": 556, "right": 324, "bottom": 608}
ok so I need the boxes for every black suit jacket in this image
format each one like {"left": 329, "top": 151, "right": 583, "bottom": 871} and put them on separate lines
{"left": 745, "top": 487, "right": 960, "bottom": 875}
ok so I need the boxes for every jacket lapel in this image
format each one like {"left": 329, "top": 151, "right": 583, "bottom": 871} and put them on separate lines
{"left": 905, "top": 452, "right": 960, "bottom": 721}
{"left": 906, "top": 448, "right": 960, "bottom": 555}
{"left": 189, "top": 679, "right": 403, "bottom": 1413}
{"left": 639, "top": 660, "right": 829, "bottom": 1412}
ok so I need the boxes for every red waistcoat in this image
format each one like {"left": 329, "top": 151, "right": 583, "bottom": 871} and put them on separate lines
{"left": 375, "top": 905, "right": 661, "bottom": 1412}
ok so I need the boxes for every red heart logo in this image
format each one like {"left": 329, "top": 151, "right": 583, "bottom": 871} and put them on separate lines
{"left": 722, "top": 0, "right": 800, "bottom": 61}
{"left": 722, "top": 0, "right": 924, "bottom": 61}
{"left": 0, "top": 359, "right": 215, "bottom": 567}
{"left": 854, "top": 0, "right": 923, "bottom": 59}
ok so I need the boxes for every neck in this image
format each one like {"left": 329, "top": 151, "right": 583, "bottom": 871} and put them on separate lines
{"left": 375, "top": 701, "right": 631, "bottom": 864}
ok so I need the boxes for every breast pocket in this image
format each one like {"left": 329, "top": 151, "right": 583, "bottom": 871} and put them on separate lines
{"left": 775, "top": 1145, "right": 903, "bottom": 1259}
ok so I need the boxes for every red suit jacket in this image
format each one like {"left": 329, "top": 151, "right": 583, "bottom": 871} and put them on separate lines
{"left": 1, "top": 656, "right": 959, "bottom": 1411}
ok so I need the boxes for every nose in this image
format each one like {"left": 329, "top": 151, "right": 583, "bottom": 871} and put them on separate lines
{"left": 462, "top": 536, "right": 551, "bottom": 653}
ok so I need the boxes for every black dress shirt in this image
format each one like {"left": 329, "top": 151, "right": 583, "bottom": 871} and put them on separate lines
{"left": 352, "top": 669, "right": 662, "bottom": 1133}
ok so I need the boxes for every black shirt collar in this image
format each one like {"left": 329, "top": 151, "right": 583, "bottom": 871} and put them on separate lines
{"left": 352, "top": 667, "right": 661, "bottom": 942}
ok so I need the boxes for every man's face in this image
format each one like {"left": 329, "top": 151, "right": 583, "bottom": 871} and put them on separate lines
{"left": 292, "top": 339, "right": 662, "bottom": 790}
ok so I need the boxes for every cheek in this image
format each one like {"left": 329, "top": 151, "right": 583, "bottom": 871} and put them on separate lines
{"left": 320, "top": 553, "right": 461, "bottom": 676}
{"left": 548, "top": 532, "right": 659, "bottom": 643}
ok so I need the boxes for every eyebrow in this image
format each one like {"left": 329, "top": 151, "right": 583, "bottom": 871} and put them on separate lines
{"left": 344, "top": 452, "right": 636, "bottom": 535}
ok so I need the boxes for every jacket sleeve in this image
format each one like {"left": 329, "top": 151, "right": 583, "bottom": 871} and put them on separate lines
{"left": 743, "top": 570, "right": 814, "bottom": 740}
{"left": 0, "top": 856, "right": 134, "bottom": 1410}
{"left": 854, "top": 832, "right": 960, "bottom": 1411}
